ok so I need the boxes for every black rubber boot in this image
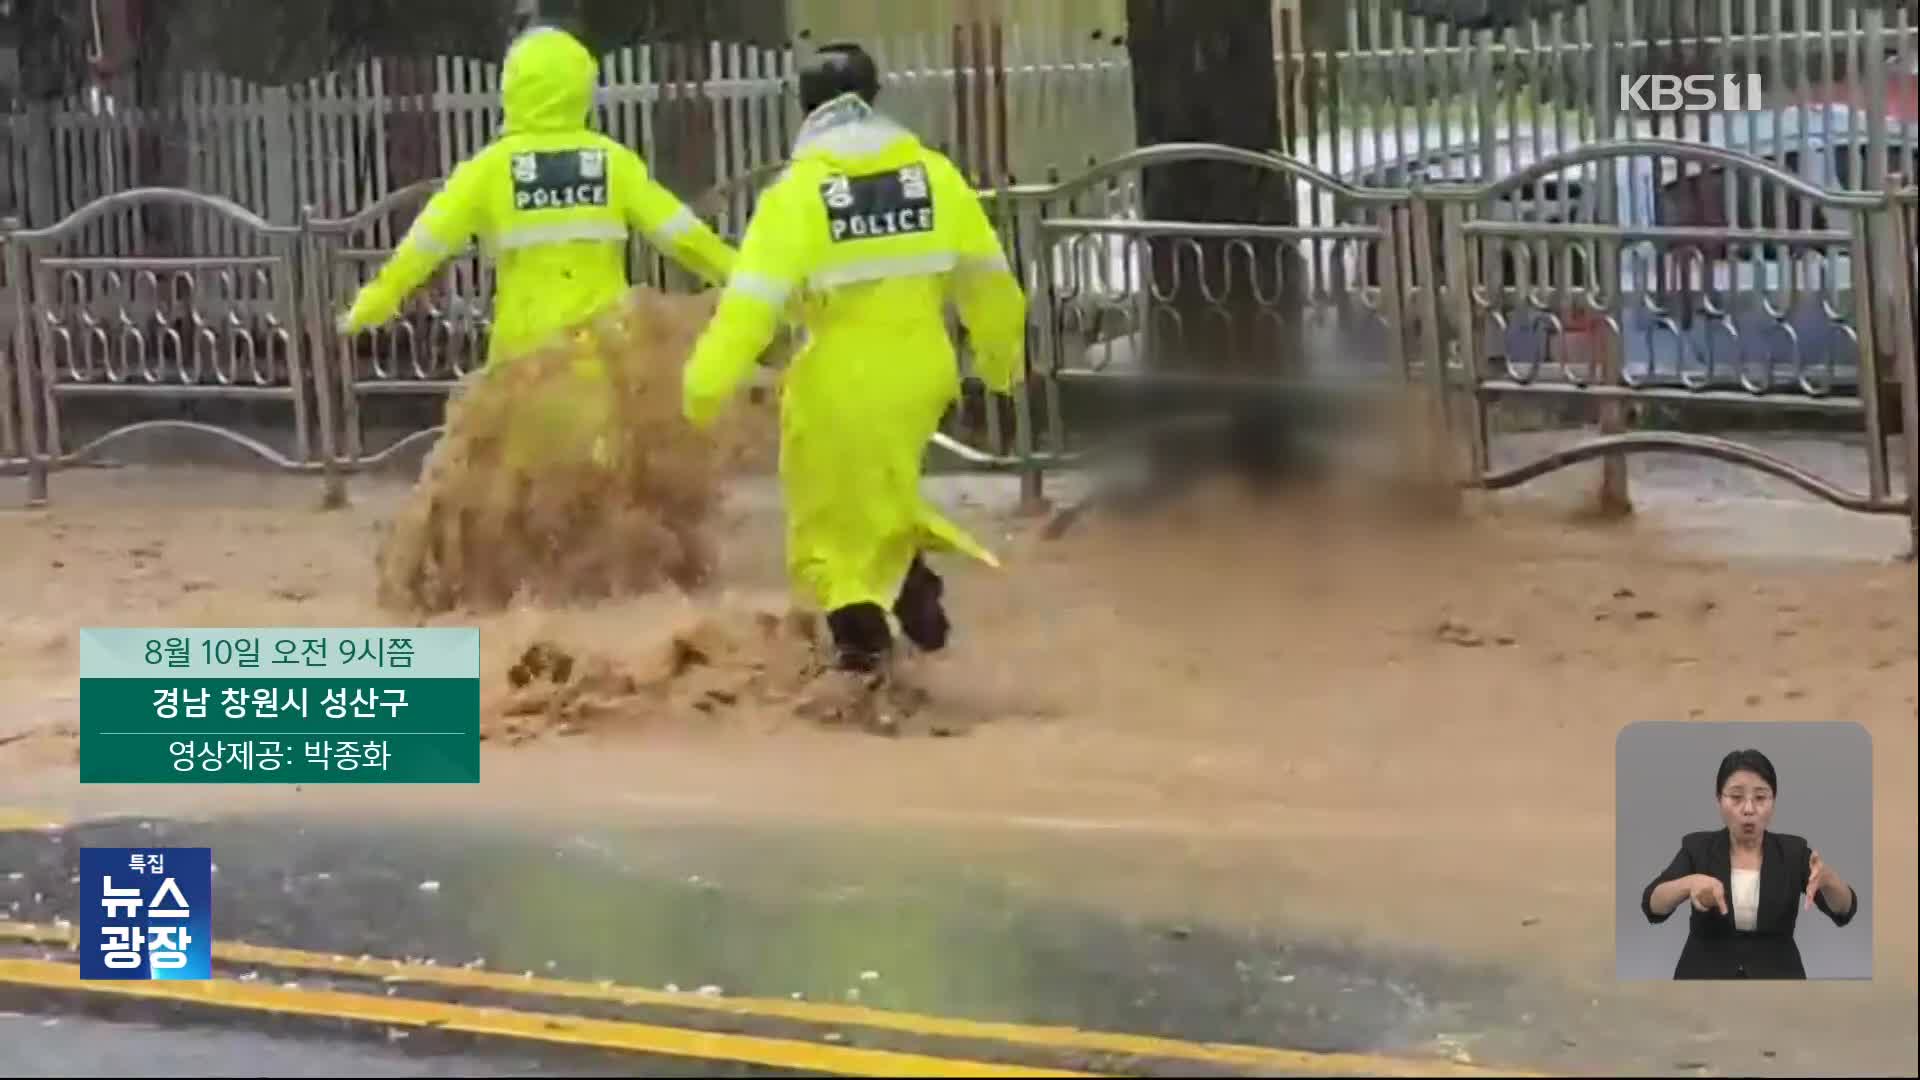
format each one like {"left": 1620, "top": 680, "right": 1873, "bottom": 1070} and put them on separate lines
{"left": 825, "top": 603, "right": 894, "bottom": 673}
{"left": 892, "top": 555, "right": 950, "bottom": 653}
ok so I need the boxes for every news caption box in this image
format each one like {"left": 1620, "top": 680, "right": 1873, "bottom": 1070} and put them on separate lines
{"left": 79, "top": 846, "right": 213, "bottom": 980}
{"left": 79, "top": 628, "right": 480, "bottom": 784}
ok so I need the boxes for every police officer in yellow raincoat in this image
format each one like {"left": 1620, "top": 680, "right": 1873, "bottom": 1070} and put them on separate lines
{"left": 682, "top": 44, "right": 1028, "bottom": 676}
{"left": 339, "top": 25, "right": 736, "bottom": 370}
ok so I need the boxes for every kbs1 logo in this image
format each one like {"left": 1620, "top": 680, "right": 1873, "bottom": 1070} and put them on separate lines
{"left": 1619, "top": 74, "right": 1765, "bottom": 113}
{"left": 79, "top": 847, "right": 213, "bottom": 980}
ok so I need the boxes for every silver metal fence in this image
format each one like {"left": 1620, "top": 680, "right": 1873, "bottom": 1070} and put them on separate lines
{"left": 303, "top": 179, "right": 493, "bottom": 496}
{"left": 3, "top": 189, "right": 331, "bottom": 506}
{"left": 1416, "top": 139, "right": 1911, "bottom": 534}
{"left": 2, "top": 144, "right": 1914, "bottom": 556}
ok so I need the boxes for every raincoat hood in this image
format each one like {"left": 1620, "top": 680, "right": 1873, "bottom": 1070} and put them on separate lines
{"left": 792, "top": 93, "right": 920, "bottom": 167}
{"left": 502, "top": 27, "right": 598, "bottom": 134}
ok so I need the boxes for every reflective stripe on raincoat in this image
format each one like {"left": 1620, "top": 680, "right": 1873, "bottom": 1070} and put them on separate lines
{"left": 682, "top": 93, "right": 1029, "bottom": 615}
{"left": 340, "top": 27, "right": 736, "bottom": 367}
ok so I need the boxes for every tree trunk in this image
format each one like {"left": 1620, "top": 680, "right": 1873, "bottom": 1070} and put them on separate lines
{"left": 1123, "top": 0, "right": 1306, "bottom": 486}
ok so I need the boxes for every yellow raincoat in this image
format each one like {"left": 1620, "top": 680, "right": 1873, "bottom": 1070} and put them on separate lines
{"left": 683, "top": 94, "right": 1028, "bottom": 615}
{"left": 339, "top": 28, "right": 737, "bottom": 462}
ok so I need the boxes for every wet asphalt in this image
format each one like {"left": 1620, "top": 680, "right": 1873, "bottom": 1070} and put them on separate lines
{"left": 0, "top": 815, "right": 1554, "bottom": 1077}
{"left": 0, "top": 1012, "right": 661, "bottom": 1079}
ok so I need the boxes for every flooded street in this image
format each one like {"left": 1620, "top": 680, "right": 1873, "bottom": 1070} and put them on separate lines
{"left": 2, "top": 444, "right": 1915, "bottom": 1076}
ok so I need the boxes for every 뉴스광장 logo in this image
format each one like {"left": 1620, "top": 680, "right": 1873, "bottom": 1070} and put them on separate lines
{"left": 79, "top": 847, "right": 213, "bottom": 980}
{"left": 1619, "top": 73, "right": 1765, "bottom": 113}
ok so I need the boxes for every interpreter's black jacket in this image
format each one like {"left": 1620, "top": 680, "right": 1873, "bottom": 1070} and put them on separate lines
{"left": 1642, "top": 829, "right": 1857, "bottom": 980}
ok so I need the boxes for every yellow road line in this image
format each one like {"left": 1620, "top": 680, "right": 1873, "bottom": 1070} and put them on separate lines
{"left": 0, "top": 809, "right": 64, "bottom": 832}
{"left": 0, "top": 921, "right": 1526, "bottom": 1076}
{"left": 0, "top": 957, "right": 1091, "bottom": 1078}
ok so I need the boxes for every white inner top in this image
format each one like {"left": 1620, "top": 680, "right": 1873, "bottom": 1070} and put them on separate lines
{"left": 1731, "top": 868, "right": 1761, "bottom": 931}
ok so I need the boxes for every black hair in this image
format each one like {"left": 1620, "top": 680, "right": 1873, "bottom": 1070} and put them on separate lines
{"left": 1716, "top": 749, "right": 1778, "bottom": 796}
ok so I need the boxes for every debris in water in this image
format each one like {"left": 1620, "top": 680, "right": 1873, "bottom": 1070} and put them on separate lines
{"left": 418, "top": 880, "right": 441, "bottom": 893}
{"left": 858, "top": 970, "right": 880, "bottom": 982}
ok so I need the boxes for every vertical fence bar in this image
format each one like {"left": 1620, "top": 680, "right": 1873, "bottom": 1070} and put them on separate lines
{"left": 1366, "top": 1, "right": 1386, "bottom": 192}
{"left": 6, "top": 232, "right": 47, "bottom": 505}
{"left": 638, "top": 45, "right": 658, "bottom": 170}
{"left": 1848, "top": 204, "right": 1888, "bottom": 503}
{"left": 0, "top": 230, "right": 16, "bottom": 465}
{"left": 301, "top": 205, "right": 346, "bottom": 507}
{"left": 1034, "top": 20, "right": 1058, "bottom": 178}
{"left": 1890, "top": 191, "right": 1920, "bottom": 557}
{"left": 1865, "top": 8, "right": 1895, "bottom": 355}
{"left": 1411, "top": 10, "right": 1430, "bottom": 187}
{"left": 369, "top": 59, "right": 391, "bottom": 233}
{"left": 1590, "top": 0, "right": 1630, "bottom": 515}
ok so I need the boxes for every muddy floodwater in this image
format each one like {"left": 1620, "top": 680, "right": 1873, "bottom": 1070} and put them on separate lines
{"left": 2, "top": 446, "right": 1915, "bottom": 1075}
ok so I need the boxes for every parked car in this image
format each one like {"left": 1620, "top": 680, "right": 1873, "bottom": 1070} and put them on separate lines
{"left": 1351, "top": 104, "right": 1919, "bottom": 393}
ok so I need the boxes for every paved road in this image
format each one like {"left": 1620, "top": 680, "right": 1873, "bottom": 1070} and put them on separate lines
{"left": 0, "top": 1012, "right": 659, "bottom": 1078}
{"left": 17, "top": 811, "right": 1771, "bottom": 1077}
{"left": 8, "top": 812, "right": 1911, "bottom": 1077}
{"left": 1, "top": 816, "right": 1525, "bottom": 1077}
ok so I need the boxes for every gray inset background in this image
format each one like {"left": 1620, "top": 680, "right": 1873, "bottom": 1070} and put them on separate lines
{"left": 1615, "top": 721, "right": 1874, "bottom": 980}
